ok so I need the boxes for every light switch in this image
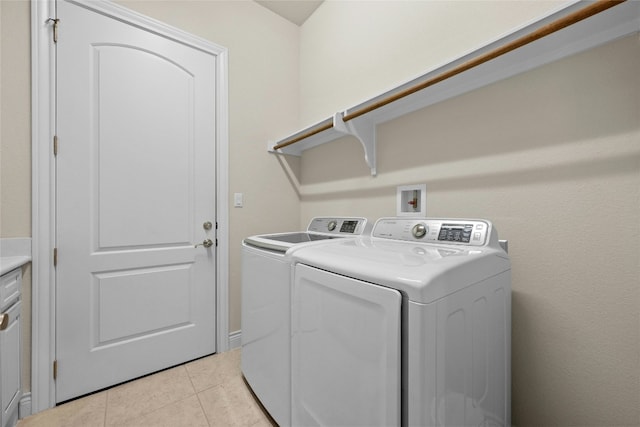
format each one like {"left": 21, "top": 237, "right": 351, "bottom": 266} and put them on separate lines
{"left": 234, "top": 193, "right": 244, "bottom": 208}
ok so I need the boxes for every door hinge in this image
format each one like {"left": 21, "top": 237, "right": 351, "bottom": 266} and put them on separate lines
{"left": 53, "top": 360, "right": 58, "bottom": 380}
{"left": 53, "top": 247, "right": 58, "bottom": 267}
{"left": 53, "top": 135, "right": 59, "bottom": 156}
{"left": 215, "top": 238, "right": 218, "bottom": 247}
{"left": 46, "top": 18, "right": 60, "bottom": 43}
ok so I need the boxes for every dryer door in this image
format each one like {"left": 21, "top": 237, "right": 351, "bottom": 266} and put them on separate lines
{"left": 292, "top": 263, "right": 401, "bottom": 427}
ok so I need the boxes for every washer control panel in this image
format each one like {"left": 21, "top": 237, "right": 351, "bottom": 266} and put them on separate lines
{"left": 373, "top": 218, "right": 491, "bottom": 246}
{"left": 307, "top": 217, "right": 369, "bottom": 235}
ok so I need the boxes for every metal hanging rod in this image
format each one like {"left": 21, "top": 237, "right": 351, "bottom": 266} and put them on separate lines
{"left": 272, "top": 0, "right": 625, "bottom": 152}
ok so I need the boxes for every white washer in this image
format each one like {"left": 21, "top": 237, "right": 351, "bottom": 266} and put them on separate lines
{"left": 241, "top": 217, "right": 370, "bottom": 426}
{"left": 291, "top": 217, "right": 511, "bottom": 427}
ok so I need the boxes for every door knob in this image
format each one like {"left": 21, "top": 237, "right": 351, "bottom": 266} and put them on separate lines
{"left": 0, "top": 313, "right": 8, "bottom": 331}
{"left": 195, "top": 239, "right": 214, "bottom": 248}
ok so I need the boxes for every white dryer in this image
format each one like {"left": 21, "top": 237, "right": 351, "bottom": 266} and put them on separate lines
{"left": 241, "top": 217, "right": 370, "bottom": 426}
{"left": 291, "top": 217, "right": 511, "bottom": 427}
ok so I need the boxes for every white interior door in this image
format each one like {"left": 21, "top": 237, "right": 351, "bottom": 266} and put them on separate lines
{"left": 55, "top": 0, "right": 217, "bottom": 402}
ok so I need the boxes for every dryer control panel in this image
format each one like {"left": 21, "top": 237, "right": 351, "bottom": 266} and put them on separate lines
{"left": 372, "top": 218, "right": 491, "bottom": 246}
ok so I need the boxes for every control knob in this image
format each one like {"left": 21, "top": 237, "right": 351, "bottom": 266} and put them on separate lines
{"left": 328, "top": 220, "right": 337, "bottom": 231}
{"left": 412, "top": 223, "right": 428, "bottom": 239}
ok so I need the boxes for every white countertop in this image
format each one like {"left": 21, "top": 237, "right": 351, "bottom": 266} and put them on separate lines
{"left": 0, "top": 256, "right": 31, "bottom": 276}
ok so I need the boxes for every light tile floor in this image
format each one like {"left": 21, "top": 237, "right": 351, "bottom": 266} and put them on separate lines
{"left": 17, "top": 349, "right": 276, "bottom": 427}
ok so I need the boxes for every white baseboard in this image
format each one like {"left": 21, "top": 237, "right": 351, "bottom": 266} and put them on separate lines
{"left": 19, "top": 392, "right": 32, "bottom": 419}
{"left": 229, "top": 330, "right": 241, "bottom": 349}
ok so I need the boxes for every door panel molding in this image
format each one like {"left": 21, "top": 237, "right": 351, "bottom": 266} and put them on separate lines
{"left": 31, "top": 0, "right": 229, "bottom": 412}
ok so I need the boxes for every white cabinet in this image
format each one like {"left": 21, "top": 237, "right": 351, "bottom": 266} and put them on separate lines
{"left": 0, "top": 268, "right": 21, "bottom": 427}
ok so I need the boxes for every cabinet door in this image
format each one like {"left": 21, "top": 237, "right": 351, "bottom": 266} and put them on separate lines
{"left": 0, "top": 269, "right": 20, "bottom": 311}
{"left": 292, "top": 264, "right": 401, "bottom": 427}
{"left": 1, "top": 300, "right": 21, "bottom": 427}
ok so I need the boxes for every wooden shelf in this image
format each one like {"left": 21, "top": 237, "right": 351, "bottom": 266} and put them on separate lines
{"left": 269, "top": 0, "right": 639, "bottom": 176}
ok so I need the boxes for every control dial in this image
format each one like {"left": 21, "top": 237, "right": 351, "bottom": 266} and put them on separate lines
{"left": 412, "top": 223, "right": 428, "bottom": 239}
{"left": 327, "top": 220, "right": 337, "bottom": 231}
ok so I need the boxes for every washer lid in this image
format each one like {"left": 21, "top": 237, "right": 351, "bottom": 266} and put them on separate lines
{"left": 244, "top": 232, "right": 341, "bottom": 252}
{"left": 291, "top": 237, "right": 510, "bottom": 303}
{"left": 243, "top": 217, "right": 370, "bottom": 253}
{"left": 258, "top": 232, "right": 341, "bottom": 244}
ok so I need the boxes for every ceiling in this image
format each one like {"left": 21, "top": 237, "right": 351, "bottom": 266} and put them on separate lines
{"left": 255, "top": 0, "right": 324, "bottom": 26}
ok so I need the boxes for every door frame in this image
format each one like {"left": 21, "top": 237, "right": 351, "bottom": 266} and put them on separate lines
{"left": 31, "top": 0, "right": 230, "bottom": 412}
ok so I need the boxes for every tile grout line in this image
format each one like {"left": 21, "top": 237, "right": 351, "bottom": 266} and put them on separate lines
{"left": 103, "top": 389, "right": 109, "bottom": 427}
{"left": 195, "top": 389, "right": 214, "bottom": 427}
{"left": 185, "top": 362, "right": 214, "bottom": 427}
{"left": 105, "top": 364, "right": 199, "bottom": 426}
{"left": 19, "top": 351, "right": 261, "bottom": 427}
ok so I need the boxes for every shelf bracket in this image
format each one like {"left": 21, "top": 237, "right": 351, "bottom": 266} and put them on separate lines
{"left": 336, "top": 113, "right": 377, "bottom": 176}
